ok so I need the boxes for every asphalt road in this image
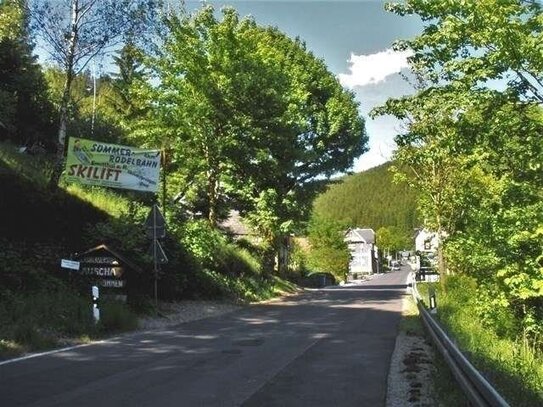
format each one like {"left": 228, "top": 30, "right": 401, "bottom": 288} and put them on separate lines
{"left": 1, "top": 269, "right": 410, "bottom": 407}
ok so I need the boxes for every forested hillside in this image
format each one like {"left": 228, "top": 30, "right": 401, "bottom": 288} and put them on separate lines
{"left": 305, "top": 162, "right": 418, "bottom": 281}
{"left": 312, "top": 162, "right": 419, "bottom": 234}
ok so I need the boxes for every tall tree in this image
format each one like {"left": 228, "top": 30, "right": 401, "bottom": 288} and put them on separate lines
{"left": 376, "top": 225, "right": 412, "bottom": 255}
{"left": 132, "top": 5, "right": 366, "bottom": 271}
{"left": 377, "top": 0, "right": 543, "bottom": 334}
{"left": 0, "top": 0, "right": 54, "bottom": 146}
{"left": 30, "top": 0, "right": 160, "bottom": 188}
{"left": 307, "top": 214, "right": 350, "bottom": 281}
{"left": 238, "top": 25, "right": 366, "bottom": 266}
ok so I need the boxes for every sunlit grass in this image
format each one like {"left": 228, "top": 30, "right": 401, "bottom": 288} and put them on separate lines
{"left": 272, "top": 276, "right": 299, "bottom": 296}
{"left": 418, "top": 280, "right": 543, "bottom": 406}
{"left": 1, "top": 141, "right": 131, "bottom": 218}
{"left": 0, "top": 339, "right": 26, "bottom": 358}
{"left": 0, "top": 141, "right": 52, "bottom": 185}
{"left": 65, "top": 184, "right": 129, "bottom": 218}
{"left": 399, "top": 295, "right": 424, "bottom": 336}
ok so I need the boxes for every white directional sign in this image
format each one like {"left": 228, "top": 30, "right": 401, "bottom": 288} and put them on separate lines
{"left": 61, "top": 259, "right": 80, "bottom": 270}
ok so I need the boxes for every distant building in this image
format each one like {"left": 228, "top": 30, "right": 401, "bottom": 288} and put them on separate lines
{"left": 414, "top": 229, "right": 440, "bottom": 253}
{"left": 344, "top": 228, "right": 379, "bottom": 279}
{"left": 219, "top": 210, "right": 253, "bottom": 240}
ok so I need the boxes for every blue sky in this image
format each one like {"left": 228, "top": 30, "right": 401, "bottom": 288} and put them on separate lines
{"left": 36, "top": 0, "right": 423, "bottom": 172}
{"left": 187, "top": 1, "right": 423, "bottom": 171}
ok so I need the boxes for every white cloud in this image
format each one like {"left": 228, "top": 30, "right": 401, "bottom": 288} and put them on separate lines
{"left": 339, "top": 49, "right": 413, "bottom": 88}
{"left": 353, "top": 117, "right": 399, "bottom": 172}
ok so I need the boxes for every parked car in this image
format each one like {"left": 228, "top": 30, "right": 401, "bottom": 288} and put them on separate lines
{"left": 390, "top": 260, "right": 400, "bottom": 271}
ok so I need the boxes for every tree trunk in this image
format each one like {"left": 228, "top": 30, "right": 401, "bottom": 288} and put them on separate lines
{"left": 436, "top": 227, "right": 447, "bottom": 289}
{"left": 48, "top": 0, "right": 78, "bottom": 189}
{"left": 277, "top": 234, "right": 290, "bottom": 275}
{"left": 48, "top": 81, "right": 71, "bottom": 190}
{"left": 161, "top": 149, "right": 167, "bottom": 212}
{"left": 206, "top": 165, "right": 219, "bottom": 227}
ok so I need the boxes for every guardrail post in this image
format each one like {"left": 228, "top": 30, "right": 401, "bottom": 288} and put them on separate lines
{"left": 429, "top": 286, "right": 437, "bottom": 314}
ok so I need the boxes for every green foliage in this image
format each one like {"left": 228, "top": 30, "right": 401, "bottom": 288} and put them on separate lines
{"left": 312, "top": 163, "right": 419, "bottom": 235}
{"left": 98, "top": 301, "right": 139, "bottom": 333}
{"left": 427, "top": 277, "right": 543, "bottom": 406}
{"left": 288, "top": 239, "right": 310, "bottom": 275}
{"left": 306, "top": 214, "right": 350, "bottom": 281}
{"left": 196, "top": 269, "right": 294, "bottom": 303}
{"left": 174, "top": 219, "right": 261, "bottom": 277}
{"left": 376, "top": 225, "right": 412, "bottom": 252}
{"left": 214, "top": 244, "right": 262, "bottom": 277}
{"left": 165, "top": 218, "right": 276, "bottom": 300}
{"left": 174, "top": 220, "right": 227, "bottom": 266}
{"left": 380, "top": 0, "right": 543, "bottom": 348}
{"left": 0, "top": 1, "right": 56, "bottom": 147}
{"left": 307, "top": 163, "right": 418, "bottom": 280}
{"left": 130, "top": 5, "right": 366, "bottom": 266}
{"left": 66, "top": 184, "right": 134, "bottom": 218}
{"left": 0, "top": 287, "right": 96, "bottom": 354}
{"left": 0, "top": 140, "right": 54, "bottom": 186}
{"left": 0, "top": 0, "right": 23, "bottom": 40}
{"left": 83, "top": 200, "right": 148, "bottom": 250}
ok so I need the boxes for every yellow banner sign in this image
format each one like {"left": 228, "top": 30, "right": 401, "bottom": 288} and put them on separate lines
{"left": 65, "top": 137, "right": 160, "bottom": 192}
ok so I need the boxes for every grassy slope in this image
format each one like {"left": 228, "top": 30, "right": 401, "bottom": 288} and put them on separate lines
{"left": 0, "top": 142, "right": 299, "bottom": 357}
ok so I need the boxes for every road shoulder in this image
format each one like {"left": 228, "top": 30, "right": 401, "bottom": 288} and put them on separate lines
{"left": 386, "top": 295, "right": 438, "bottom": 407}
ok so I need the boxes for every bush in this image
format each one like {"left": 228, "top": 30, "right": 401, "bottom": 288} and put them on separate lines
{"left": 0, "top": 285, "right": 97, "bottom": 354}
{"left": 12, "top": 322, "right": 57, "bottom": 351}
{"left": 428, "top": 276, "right": 543, "bottom": 406}
{"left": 214, "top": 244, "right": 262, "bottom": 277}
{"left": 98, "top": 301, "right": 139, "bottom": 333}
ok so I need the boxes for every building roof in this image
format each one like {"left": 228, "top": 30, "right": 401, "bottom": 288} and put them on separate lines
{"left": 345, "top": 228, "right": 375, "bottom": 244}
{"left": 75, "top": 244, "right": 142, "bottom": 272}
{"left": 219, "top": 210, "right": 254, "bottom": 236}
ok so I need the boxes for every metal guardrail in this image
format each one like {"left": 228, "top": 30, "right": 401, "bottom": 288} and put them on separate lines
{"left": 409, "top": 273, "right": 510, "bottom": 407}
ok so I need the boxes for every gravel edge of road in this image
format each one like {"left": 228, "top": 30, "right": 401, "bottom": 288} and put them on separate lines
{"left": 386, "top": 295, "right": 438, "bottom": 407}
{"left": 137, "top": 300, "right": 244, "bottom": 330}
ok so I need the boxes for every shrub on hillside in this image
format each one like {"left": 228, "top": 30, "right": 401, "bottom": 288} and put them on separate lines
{"left": 0, "top": 286, "right": 96, "bottom": 353}
{"left": 98, "top": 301, "right": 139, "bottom": 333}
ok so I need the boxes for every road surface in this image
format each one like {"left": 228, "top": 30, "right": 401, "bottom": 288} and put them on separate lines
{"left": 1, "top": 269, "right": 410, "bottom": 407}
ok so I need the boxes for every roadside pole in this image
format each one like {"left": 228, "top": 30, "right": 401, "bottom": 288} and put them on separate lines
{"left": 153, "top": 206, "right": 158, "bottom": 308}
{"left": 92, "top": 285, "right": 100, "bottom": 323}
{"left": 145, "top": 204, "right": 168, "bottom": 310}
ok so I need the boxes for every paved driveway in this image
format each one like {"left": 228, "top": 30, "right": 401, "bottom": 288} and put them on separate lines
{"left": 0, "top": 270, "right": 410, "bottom": 407}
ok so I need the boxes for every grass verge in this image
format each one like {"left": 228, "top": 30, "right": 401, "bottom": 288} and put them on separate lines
{"left": 399, "top": 293, "right": 467, "bottom": 406}
{"left": 0, "top": 288, "right": 140, "bottom": 360}
{"left": 417, "top": 279, "right": 543, "bottom": 406}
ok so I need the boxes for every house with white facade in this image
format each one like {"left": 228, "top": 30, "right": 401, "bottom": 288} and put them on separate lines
{"left": 344, "top": 228, "right": 379, "bottom": 279}
{"left": 415, "top": 229, "right": 440, "bottom": 253}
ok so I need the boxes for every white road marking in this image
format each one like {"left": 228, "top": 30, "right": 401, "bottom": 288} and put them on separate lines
{"left": 0, "top": 341, "right": 105, "bottom": 366}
